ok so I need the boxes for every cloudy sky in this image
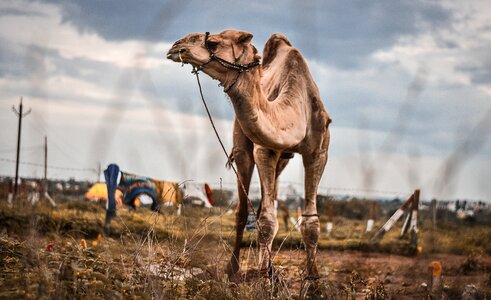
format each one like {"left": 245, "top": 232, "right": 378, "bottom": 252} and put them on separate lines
{"left": 0, "top": 0, "right": 490, "bottom": 201}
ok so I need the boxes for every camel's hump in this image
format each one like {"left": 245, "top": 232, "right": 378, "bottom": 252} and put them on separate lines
{"left": 262, "top": 33, "right": 293, "bottom": 68}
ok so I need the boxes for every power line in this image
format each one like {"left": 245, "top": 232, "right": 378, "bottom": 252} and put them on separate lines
{"left": 217, "top": 180, "right": 411, "bottom": 197}
{"left": 322, "top": 187, "right": 411, "bottom": 197}
{"left": 25, "top": 115, "right": 84, "bottom": 162}
{"left": 0, "top": 145, "right": 43, "bottom": 154}
{"left": 0, "top": 157, "right": 96, "bottom": 172}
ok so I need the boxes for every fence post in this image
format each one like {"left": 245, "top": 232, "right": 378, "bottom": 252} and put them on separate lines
{"left": 430, "top": 261, "right": 443, "bottom": 298}
{"left": 400, "top": 209, "right": 412, "bottom": 237}
{"left": 409, "top": 189, "right": 420, "bottom": 248}
{"left": 371, "top": 192, "right": 414, "bottom": 243}
{"left": 430, "top": 198, "right": 437, "bottom": 252}
{"left": 366, "top": 201, "right": 376, "bottom": 233}
{"left": 326, "top": 202, "right": 334, "bottom": 236}
{"left": 431, "top": 198, "right": 437, "bottom": 230}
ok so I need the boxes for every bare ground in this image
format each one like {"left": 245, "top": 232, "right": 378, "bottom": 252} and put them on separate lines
{"left": 0, "top": 199, "right": 490, "bottom": 299}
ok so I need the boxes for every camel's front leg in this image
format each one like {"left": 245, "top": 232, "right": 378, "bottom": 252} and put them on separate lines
{"left": 301, "top": 148, "right": 328, "bottom": 279}
{"left": 254, "top": 145, "right": 280, "bottom": 272}
{"left": 227, "top": 121, "right": 255, "bottom": 277}
{"left": 274, "top": 158, "right": 289, "bottom": 201}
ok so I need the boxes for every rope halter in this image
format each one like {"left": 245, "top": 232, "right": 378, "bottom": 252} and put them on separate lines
{"left": 195, "top": 32, "right": 260, "bottom": 92}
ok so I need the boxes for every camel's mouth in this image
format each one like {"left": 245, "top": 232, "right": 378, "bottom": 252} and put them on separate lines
{"left": 166, "top": 47, "right": 186, "bottom": 63}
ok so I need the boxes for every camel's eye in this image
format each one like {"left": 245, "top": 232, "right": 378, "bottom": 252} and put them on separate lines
{"left": 205, "top": 40, "right": 219, "bottom": 51}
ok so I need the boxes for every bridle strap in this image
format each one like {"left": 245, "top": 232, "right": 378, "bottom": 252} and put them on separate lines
{"left": 200, "top": 31, "right": 260, "bottom": 74}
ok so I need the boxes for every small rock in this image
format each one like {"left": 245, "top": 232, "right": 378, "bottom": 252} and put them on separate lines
{"left": 462, "top": 284, "right": 480, "bottom": 300}
{"left": 384, "top": 276, "right": 395, "bottom": 284}
{"left": 367, "top": 277, "right": 377, "bottom": 284}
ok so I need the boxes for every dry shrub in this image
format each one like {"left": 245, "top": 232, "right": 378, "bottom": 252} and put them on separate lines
{"left": 1, "top": 197, "right": 490, "bottom": 299}
{"left": 364, "top": 281, "right": 388, "bottom": 300}
{"left": 460, "top": 251, "right": 482, "bottom": 275}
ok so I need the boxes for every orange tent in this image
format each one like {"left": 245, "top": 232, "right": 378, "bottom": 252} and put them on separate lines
{"left": 85, "top": 183, "right": 108, "bottom": 201}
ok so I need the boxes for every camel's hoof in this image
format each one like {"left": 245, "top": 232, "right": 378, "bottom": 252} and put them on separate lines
{"left": 225, "top": 260, "right": 241, "bottom": 281}
{"left": 258, "top": 265, "right": 283, "bottom": 285}
{"left": 304, "top": 274, "right": 320, "bottom": 281}
{"left": 300, "top": 278, "right": 339, "bottom": 300}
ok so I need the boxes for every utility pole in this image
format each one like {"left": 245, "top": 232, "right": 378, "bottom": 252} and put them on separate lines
{"left": 42, "top": 136, "right": 56, "bottom": 207}
{"left": 44, "top": 136, "right": 48, "bottom": 191}
{"left": 12, "top": 97, "right": 31, "bottom": 199}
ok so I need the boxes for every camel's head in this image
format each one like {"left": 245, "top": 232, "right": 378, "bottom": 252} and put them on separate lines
{"left": 166, "top": 30, "right": 259, "bottom": 82}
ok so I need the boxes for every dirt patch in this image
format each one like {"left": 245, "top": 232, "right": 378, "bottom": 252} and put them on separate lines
{"left": 0, "top": 199, "right": 490, "bottom": 299}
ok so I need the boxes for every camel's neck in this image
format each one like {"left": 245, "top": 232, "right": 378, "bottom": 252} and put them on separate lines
{"left": 225, "top": 69, "right": 306, "bottom": 150}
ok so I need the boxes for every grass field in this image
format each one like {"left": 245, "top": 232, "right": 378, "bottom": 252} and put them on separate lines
{"left": 1, "top": 197, "right": 490, "bottom": 299}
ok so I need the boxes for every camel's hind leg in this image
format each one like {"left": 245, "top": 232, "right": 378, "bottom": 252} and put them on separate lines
{"left": 227, "top": 121, "right": 255, "bottom": 277}
{"left": 254, "top": 145, "right": 281, "bottom": 272}
{"left": 301, "top": 147, "right": 328, "bottom": 279}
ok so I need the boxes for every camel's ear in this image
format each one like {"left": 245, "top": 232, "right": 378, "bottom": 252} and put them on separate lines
{"left": 237, "top": 32, "right": 253, "bottom": 44}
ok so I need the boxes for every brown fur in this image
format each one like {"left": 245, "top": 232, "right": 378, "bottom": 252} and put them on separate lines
{"left": 167, "top": 30, "right": 330, "bottom": 280}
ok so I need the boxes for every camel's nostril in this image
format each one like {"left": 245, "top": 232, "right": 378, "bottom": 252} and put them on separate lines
{"left": 172, "top": 40, "right": 183, "bottom": 47}
{"left": 179, "top": 48, "right": 187, "bottom": 53}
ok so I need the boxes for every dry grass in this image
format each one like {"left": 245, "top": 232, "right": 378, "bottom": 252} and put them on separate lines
{"left": 0, "top": 197, "right": 490, "bottom": 299}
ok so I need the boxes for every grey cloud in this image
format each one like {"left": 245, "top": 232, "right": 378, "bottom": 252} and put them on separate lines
{"left": 0, "top": 31, "right": 233, "bottom": 121}
{"left": 0, "top": 39, "right": 26, "bottom": 78}
{"left": 453, "top": 24, "right": 491, "bottom": 86}
{"left": 0, "top": 39, "right": 116, "bottom": 85}
{"left": 457, "top": 63, "right": 491, "bottom": 85}
{"left": 139, "top": 68, "right": 235, "bottom": 120}
{"left": 40, "top": 0, "right": 186, "bottom": 41}
{"left": 38, "top": 0, "right": 453, "bottom": 68}
{"left": 4, "top": 0, "right": 487, "bottom": 162}
{"left": 0, "top": 42, "right": 119, "bottom": 104}
{"left": 0, "top": 6, "right": 44, "bottom": 17}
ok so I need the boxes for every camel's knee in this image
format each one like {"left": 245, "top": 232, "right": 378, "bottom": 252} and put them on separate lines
{"left": 257, "top": 213, "right": 279, "bottom": 246}
{"left": 301, "top": 216, "right": 320, "bottom": 248}
{"left": 232, "top": 147, "right": 253, "bottom": 165}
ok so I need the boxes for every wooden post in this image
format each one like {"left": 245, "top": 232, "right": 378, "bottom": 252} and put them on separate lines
{"left": 430, "top": 198, "right": 437, "bottom": 252}
{"left": 366, "top": 201, "right": 376, "bottom": 233}
{"left": 409, "top": 189, "right": 420, "bottom": 247}
{"left": 400, "top": 209, "right": 412, "bottom": 237}
{"left": 401, "top": 189, "right": 420, "bottom": 238}
{"left": 326, "top": 203, "right": 334, "bottom": 236}
{"left": 410, "top": 190, "right": 419, "bottom": 232}
{"left": 42, "top": 136, "right": 56, "bottom": 207}
{"left": 431, "top": 199, "right": 437, "bottom": 230}
{"left": 372, "top": 189, "right": 420, "bottom": 249}
{"left": 44, "top": 136, "right": 47, "bottom": 186}
{"left": 429, "top": 261, "right": 443, "bottom": 298}
{"left": 371, "top": 192, "right": 415, "bottom": 243}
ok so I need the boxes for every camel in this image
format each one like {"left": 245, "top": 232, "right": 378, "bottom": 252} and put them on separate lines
{"left": 167, "top": 30, "right": 331, "bottom": 280}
